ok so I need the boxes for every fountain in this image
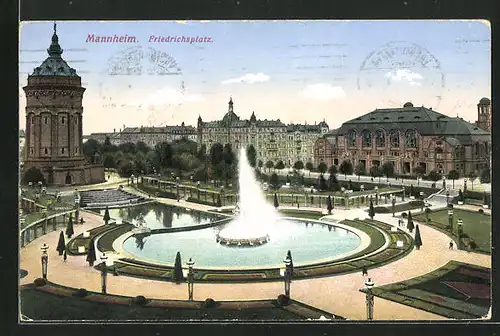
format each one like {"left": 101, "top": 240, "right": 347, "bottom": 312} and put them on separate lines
{"left": 217, "top": 147, "right": 282, "bottom": 246}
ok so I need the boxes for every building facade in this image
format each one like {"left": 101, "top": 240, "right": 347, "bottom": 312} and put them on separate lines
{"left": 314, "top": 102, "right": 491, "bottom": 176}
{"left": 86, "top": 124, "right": 197, "bottom": 147}
{"left": 197, "top": 98, "right": 329, "bottom": 166}
{"left": 22, "top": 24, "right": 104, "bottom": 185}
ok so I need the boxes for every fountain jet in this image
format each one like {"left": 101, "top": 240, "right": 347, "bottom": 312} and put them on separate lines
{"left": 217, "top": 147, "right": 280, "bottom": 246}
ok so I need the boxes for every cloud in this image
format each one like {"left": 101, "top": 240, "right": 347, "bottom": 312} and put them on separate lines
{"left": 142, "top": 88, "right": 205, "bottom": 106}
{"left": 384, "top": 69, "right": 423, "bottom": 86}
{"left": 222, "top": 73, "right": 270, "bottom": 84}
{"left": 300, "top": 83, "right": 346, "bottom": 101}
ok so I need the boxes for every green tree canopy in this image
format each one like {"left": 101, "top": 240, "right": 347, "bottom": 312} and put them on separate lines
{"left": 414, "top": 224, "right": 422, "bottom": 249}
{"left": 265, "top": 160, "right": 275, "bottom": 170}
{"left": 317, "top": 162, "right": 328, "bottom": 174}
{"left": 22, "top": 166, "right": 46, "bottom": 185}
{"left": 368, "top": 200, "right": 375, "bottom": 219}
{"left": 354, "top": 162, "right": 366, "bottom": 177}
{"left": 246, "top": 145, "right": 257, "bottom": 168}
{"left": 293, "top": 161, "right": 304, "bottom": 170}
{"left": 305, "top": 162, "right": 314, "bottom": 171}
{"left": 339, "top": 160, "right": 353, "bottom": 177}
{"left": 382, "top": 162, "right": 395, "bottom": 178}
{"left": 275, "top": 160, "right": 285, "bottom": 170}
{"left": 270, "top": 173, "right": 280, "bottom": 189}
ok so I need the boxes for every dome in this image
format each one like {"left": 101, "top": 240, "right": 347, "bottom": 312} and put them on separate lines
{"left": 403, "top": 102, "right": 414, "bottom": 108}
{"left": 318, "top": 121, "right": 329, "bottom": 128}
{"left": 479, "top": 97, "right": 491, "bottom": 105}
{"left": 222, "top": 111, "right": 239, "bottom": 124}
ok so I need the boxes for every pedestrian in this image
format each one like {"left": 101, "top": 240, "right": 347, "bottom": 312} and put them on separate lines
{"left": 362, "top": 266, "right": 368, "bottom": 276}
{"left": 297, "top": 203, "right": 300, "bottom": 209}
{"left": 449, "top": 241, "right": 453, "bottom": 250}
{"left": 63, "top": 250, "right": 67, "bottom": 262}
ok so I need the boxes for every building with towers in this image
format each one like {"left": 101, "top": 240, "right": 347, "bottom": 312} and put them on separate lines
{"left": 22, "top": 23, "right": 104, "bottom": 185}
{"left": 476, "top": 97, "right": 491, "bottom": 132}
{"left": 197, "top": 97, "right": 329, "bottom": 166}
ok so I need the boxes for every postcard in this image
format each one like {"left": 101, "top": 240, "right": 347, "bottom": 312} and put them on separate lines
{"left": 18, "top": 20, "right": 491, "bottom": 321}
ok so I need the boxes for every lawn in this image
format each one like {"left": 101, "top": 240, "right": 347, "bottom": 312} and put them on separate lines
{"left": 20, "top": 285, "right": 315, "bottom": 321}
{"left": 414, "top": 208, "right": 491, "bottom": 253}
{"left": 365, "top": 261, "right": 491, "bottom": 319}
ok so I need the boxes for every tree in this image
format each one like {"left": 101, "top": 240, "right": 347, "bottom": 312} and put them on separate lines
{"left": 173, "top": 251, "right": 183, "bottom": 283}
{"left": 258, "top": 160, "right": 264, "bottom": 170}
{"left": 414, "top": 165, "right": 426, "bottom": 178}
{"left": 293, "top": 161, "right": 304, "bottom": 170}
{"left": 317, "top": 162, "right": 328, "bottom": 174}
{"left": 407, "top": 211, "right": 415, "bottom": 232}
{"left": 56, "top": 231, "right": 66, "bottom": 256}
{"left": 103, "top": 154, "right": 116, "bottom": 169}
{"left": 382, "top": 162, "right": 395, "bottom": 181}
{"left": 275, "top": 160, "right": 285, "bottom": 170}
{"left": 274, "top": 193, "right": 279, "bottom": 208}
{"left": 103, "top": 206, "right": 111, "bottom": 225}
{"left": 368, "top": 200, "right": 375, "bottom": 219}
{"left": 339, "top": 161, "right": 353, "bottom": 179}
{"left": 414, "top": 224, "right": 422, "bottom": 250}
{"left": 480, "top": 167, "right": 490, "bottom": 183}
{"left": 245, "top": 145, "right": 257, "bottom": 168}
{"left": 328, "top": 166, "right": 339, "bottom": 191}
{"left": 286, "top": 250, "right": 294, "bottom": 273}
{"left": 86, "top": 239, "right": 96, "bottom": 266}
{"left": 22, "top": 167, "right": 46, "bottom": 185}
{"left": 369, "top": 165, "right": 381, "bottom": 180}
{"left": 318, "top": 174, "right": 328, "bottom": 191}
{"left": 458, "top": 189, "right": 464, "bottom": 203}
{"left": 265, "top": 160, "right": 274, "bottom": 172}
{"left": 447, "top": 170, "right": 460, "bottom": 188}
{"left": 66, "top": 215, "right": 74, "bottom": 238}
{"left": 427, "top": 170, "right": 442, "bottom": 182}
{"left": 354, "top": 162, "right": 366, "bottom": 181}
{"left": 327, "top": 195, "right": 333, "bottom": 214}
{"left": 83, "top": 139, "right": 100, "bottom": 159}
{"left": 468, "top": 171, "right": 477, "bottom": 190}
{"left": 197, "top": 144, "right": 207, "bottom": 161}
{"left": 425, "top": 207, "right": 431, "bottom": 223}
{"left": 329, "top": 165, "right": 338, "bottom": 176}
{"left": 136, "top": 141, "right": 149, "bottom": 153}
{"left": 305, "top": 161, "right": 314, "bottom": 172}
{"left": 216, "top": 194, "right": 222, "bottom": 207}
{"left": 270, "top": 173, "right": 279, "bottom": 189}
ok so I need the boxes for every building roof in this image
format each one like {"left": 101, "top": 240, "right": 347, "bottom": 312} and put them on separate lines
{"left": 122, "top": 126, "right": 196, "bottom": 134}
{"left": 30, "top": 23, "right": 79, "bottom": 77}
{"left": 479, "top": 97, "right": 491, "bottom": 105}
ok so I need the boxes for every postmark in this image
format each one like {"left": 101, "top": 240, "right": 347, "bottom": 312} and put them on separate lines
{"left": 357, "top": 41, "right": 445, "bottom": 109}
{"left": 103, "top": 46, "right": 184, "bottom": 126}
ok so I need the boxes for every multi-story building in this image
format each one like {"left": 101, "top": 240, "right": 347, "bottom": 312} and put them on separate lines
{"left": 86, "top": 123, "right": 196, "bottom": 148}
{"left": 22, "top": 23, "right": 104, "bottom": 185}
{"left": 197, "top": 97, "right": 329, "bottom": 166}
{"left": 314, "top": 101, "right": 491, "bottom": 176}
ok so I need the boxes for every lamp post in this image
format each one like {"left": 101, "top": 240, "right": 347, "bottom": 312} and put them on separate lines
{"left": 442, "top": 175, "right": 446, "bottom": 189}
{"left": 100, "top": 252, "right": 108, "bottom": 294}
{"left": 457, "top": 218, "right": 463, "bottom": 249}
{"left": 446, "top": 191, "right": 450, "bottom": 205}
{"left": 365, "top": 278, "right": 375, "bottom": 320}
{"left": 402, "top": 183, "right": 405, "bottom": 201}
{"left": 283, "top": 255, "right": 292, "bottom": 297}
{"left": 186, "top": 258, "right": 195, "bottom": 301}
{"left": 40, "top": 243, "right": 49, "bottom": 279}
{"left": 448, "top": 209, "right": 454, "bottom": 234}
{"left": 392, "top": 196, "right": 396, "bottom": 217}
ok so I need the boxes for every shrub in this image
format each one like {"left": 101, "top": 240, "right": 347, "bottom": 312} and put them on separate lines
{"left": 408, "top": 200, "right": 424, "bottom": 207}
{"left": 276, "top": 294, "right": 290, "bottom": 307}
{"left": 204, "top": 298, "right": 217, "bottom": 308}
{"left": 73, "top": 288, "right": 88, "bottom": 297}
{"left": 132, "top": 295, "right": 148, "bottom": 305}
{"left": 447, "top": 203, "right": 454, "bottom": 209}
{"left": 478, "top": 209, "right": 484, "bottom": 214}
{"left": 33, "top": 278, "right": 47, "bottom": 287}
{"left": 469, "top": 240, "right": 478, "bottom": 250}
{"left": 401, "top": 212, "right": 408, "bottom": 219}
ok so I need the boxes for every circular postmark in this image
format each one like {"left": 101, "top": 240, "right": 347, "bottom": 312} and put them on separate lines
{"left": 103, "top": 46, "right": 185, "bottom": 126}
{"left": 357, "top": 41, "right": 445, "bottom": 109}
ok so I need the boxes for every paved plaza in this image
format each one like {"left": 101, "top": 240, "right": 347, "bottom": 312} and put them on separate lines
{"left": 20, "top": 190, "right": 490, "bottom": 320}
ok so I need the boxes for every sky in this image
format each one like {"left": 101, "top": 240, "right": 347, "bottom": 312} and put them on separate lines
{"left": 19, "top": 20, "right": 491, "bottom": 134}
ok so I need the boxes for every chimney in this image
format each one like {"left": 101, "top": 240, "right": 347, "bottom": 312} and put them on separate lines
{"left": 113, "top": 128, "right": 116, "bottom": 133}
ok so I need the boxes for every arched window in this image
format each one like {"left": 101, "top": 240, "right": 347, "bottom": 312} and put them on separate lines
{"left": 362, "top": 130, "right": 372, "bottom": 147}
{"left": 405, "top": 129, "right": 417, "bottom": 148}
{"left": 375, "top": 129, "right": 386, "bottom": 147}
{"left": 347, "top": 130, "right": 357, "bottom": 147}
{"left": 389, "top": 130, "right": 400, "bottom": 147}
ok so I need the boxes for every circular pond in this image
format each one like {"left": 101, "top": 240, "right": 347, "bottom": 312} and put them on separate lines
{"left": 100, "top": 203, "right": 365, "bottom": 270}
